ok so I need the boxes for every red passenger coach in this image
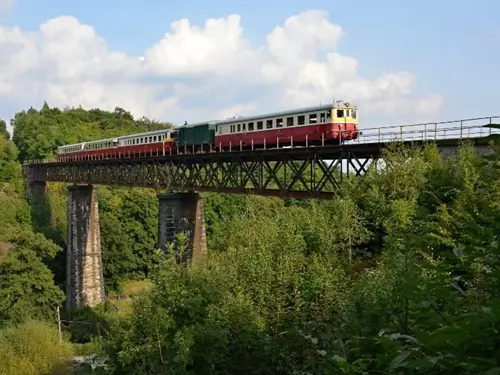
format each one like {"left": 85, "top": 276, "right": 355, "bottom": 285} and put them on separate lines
{"left": 213, "top": 101, "right": 359, "bottom": 149}
{"left": 57, "top": 129, "right": 175, "bottom": 162}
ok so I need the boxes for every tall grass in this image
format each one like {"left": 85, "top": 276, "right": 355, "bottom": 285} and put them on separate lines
{"left": 0, "top": 320, "right": 73, "bottom": 375}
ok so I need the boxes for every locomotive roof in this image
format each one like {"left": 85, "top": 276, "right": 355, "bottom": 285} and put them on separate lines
{"left": 212, "top": 102, "right": 356, "bottom": 126}
{"left": 174, "top": 120, "right": 219, "bottom": 129}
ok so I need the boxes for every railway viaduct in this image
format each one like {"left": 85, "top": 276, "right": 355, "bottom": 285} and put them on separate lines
{"left": 23, "top": 116, "right": 499, "bottom": 311}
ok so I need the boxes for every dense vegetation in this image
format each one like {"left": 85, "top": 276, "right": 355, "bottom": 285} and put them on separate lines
{"left": 1, "top": 103, "right": 500, "bottom": 374}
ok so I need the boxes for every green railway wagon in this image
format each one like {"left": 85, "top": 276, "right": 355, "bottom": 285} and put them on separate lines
{"left": 176, "top": 121, "right": 217, "bottom": 146}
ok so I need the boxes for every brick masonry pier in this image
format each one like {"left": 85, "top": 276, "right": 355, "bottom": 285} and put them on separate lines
{"left": 66, "top": 185, "right": 105, "bottom": 310}
{"left": 157, "top": 191, "right": 207, "bottom": 262}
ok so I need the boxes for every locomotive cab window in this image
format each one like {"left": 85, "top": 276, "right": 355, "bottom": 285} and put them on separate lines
{"left": 351, "top": 110, "right": 357, "bottom": 119}
{"left": 336, "top": 109, "right": 344, "bottom": 118}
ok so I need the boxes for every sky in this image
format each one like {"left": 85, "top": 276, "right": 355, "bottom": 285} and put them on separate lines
{"left": 0, "top": 0, "right": 499, "bottom": 134}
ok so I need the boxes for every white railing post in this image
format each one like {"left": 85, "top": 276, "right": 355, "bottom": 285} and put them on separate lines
{"left": 306, "top": 134, "right": 308, "bottom": 147}
{"left": 290, "top": 136, "right": 293, "bottom": 148}
{"left": 322, "top": 133, "right": 324, "bottom": 146}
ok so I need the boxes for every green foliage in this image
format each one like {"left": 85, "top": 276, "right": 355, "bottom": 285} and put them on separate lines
{"left": 101, "top": 142, "right": 500, "bottom": 374}
{"left": 0, "top": 320, "right": 73, "bottom": 375}
{"left": 0, "top": 231, "right": 65, "bottom": 324}
{"left": 8, "top": 104, "right": 173, "bottom": 292}
{"left": 0, "top": 119, "right": 9, "bottom": 140}
{"left": 0, "top": 134, "right": 20, "bottom": 185}
{"left": 98, "top": 187, "right": 160, "bottom": 290}
{"left": 11, "top": 103, "right": 172, "bottom": 162}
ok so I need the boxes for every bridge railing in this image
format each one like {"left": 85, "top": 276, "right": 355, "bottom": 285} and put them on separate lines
{"left": 24, "top": 116, "right": 500, "bottom": 165}
{"left": 349, "top": 116, "right": 500, "bottom": 145}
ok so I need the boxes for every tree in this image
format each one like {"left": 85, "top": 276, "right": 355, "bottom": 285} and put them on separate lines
{"left": 0, "top": 119, "right": 9, "bottom": 140}
{"left": 0, "top": 231, "right": 65, "bottom": 324}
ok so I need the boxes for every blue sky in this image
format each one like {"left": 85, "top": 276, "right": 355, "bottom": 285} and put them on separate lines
{"left": 0, "top": 0, "right": 499, "bottom": 130}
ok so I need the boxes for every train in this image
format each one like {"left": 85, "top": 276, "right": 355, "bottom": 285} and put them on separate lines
{"left": 57, "top": 101, "right": 359, "bottom": 162}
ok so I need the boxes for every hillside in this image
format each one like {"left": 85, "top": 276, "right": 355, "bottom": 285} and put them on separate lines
{"left": 1, "top": 104, "right": 500, "bottom": 374}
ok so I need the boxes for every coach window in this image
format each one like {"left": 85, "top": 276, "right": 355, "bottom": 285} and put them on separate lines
{"left": 320, "top": 112, "right": 326, "bottom": 123}
{"left": 276, "top": 118, "right": 283, "bottom": 128}
{"left": 298, "top": 115, "right": 305, "bottom": 125}
{"left": 309, "top": 113, "right": 317, "bottom": 124}
{"left": 326, "top": 111, "right": 332, "bottom": 120}
{"left": 237, "top": 124, "right": 241, "bottom": 132}
{"left": 242, "top": 123, "right": 246, "bottom": 132}
{"left": 286, "top": 117, "right": 294, "bottom": 126}
{"left": 337, "top": 109, "right": 344, "bottom": 118}
{"left": 257, "top": 121, "right": 263, "bottom": 130}
{"left": 266, "top": 119, "right": 273, "bottom": 129}
{"left": 248, "top": 122, "right": 254, "bottom": 131}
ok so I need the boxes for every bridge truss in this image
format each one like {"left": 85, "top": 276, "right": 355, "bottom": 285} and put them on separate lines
{"left": 26, "top": 144, "right": 382, "bottom": 198}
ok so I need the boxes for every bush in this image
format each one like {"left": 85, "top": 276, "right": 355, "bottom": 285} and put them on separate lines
{"left": 0, "top": 320, "right": 73, "bottom": 375}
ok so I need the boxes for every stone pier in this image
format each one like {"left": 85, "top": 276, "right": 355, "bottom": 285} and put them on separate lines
{"left": 66, "top": 185, "right": 105, "bottom": 310}
{"left": 157, "top": 191, "right": 207, "bottom": 262}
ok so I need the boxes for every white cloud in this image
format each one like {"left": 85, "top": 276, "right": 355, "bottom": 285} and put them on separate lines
{"left": 0, "top": 10, "right": 443, "bottom": 128}
{"left": 218, "top": 103, "right": 258, "bottom": 120}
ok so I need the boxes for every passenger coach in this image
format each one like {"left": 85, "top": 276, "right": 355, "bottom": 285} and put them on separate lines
{"left": 212, "top": 101, "right": 359, "bottom": 149}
